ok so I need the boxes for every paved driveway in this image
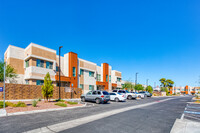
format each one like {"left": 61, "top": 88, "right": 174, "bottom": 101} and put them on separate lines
{"left": 0, "top": 96, "right": 192, "bottom": 133}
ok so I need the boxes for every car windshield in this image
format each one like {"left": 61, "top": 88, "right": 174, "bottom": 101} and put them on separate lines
{"left": 117, "top": 93, "right": 122, "bottom": 95}
{"left": 135, "top": 92, "right": 139, "bottom": 94}
{"left": 103, "top": 91, "right": 109, "bottom": 95}
{"left": 113, "top": 90, "right": 117, "bottom": 92}
{"left": 125, "top": 90, "right": 129, "bottom": 93}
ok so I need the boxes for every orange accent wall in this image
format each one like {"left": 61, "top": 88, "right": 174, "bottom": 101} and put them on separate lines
{"left": 112, "top": 83, "right": 117, "bottom": 87}
{"left": 185, "top": 85, "right": 189, "bottom": 94}
{"left": 68, "top": 52, "right": 78, "bottom": 88}
{"left": 103, "top": 63, "right": 109, "bottom": 90}
{"left": 169, "top": 87, "right": 173, "bottom": 94}
{"left": 55, "top": 75, "right": 71, "bottom": 82}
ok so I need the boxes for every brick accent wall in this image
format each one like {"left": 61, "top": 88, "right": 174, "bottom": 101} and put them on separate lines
{"left": 0, "top": 83, "right": 82, "bottom": 100}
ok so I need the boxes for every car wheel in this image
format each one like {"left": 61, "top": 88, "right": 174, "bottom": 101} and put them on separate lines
{"left": 81, "top": 97, "right": 85, "bottom": 102}
{"left": 127, "top": 95, "right": 132, "bottom": 100}
{"left": 138, "top": 95, "right": 141, "bottom": 98}
{"left": 96, "top": 98, "right": 101, "bottom": 104}
{"left": 115, "top": 98, "right": 119, "bottom": 102}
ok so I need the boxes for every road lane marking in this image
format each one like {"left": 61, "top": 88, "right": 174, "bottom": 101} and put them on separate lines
{"left": 184, "top": 111, "right": 200, "bottom": 115}
{"left": 24, "top": 98, "right": 175, "bottom": 133}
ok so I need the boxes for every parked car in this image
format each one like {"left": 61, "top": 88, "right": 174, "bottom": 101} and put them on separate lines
{"left": 139, "top": 91, "right": 152, "bottom": 97}
{"left": 113, "top": 90, "right": 137, "bottom": 100}
{"left": 81, "top": 90, "right": 110, "bottom": 104}
{"left": 109, "top": 92, "right": 126, "bottom": 102}
{"left": 132, "top": 92, "right": 145, "bottom": 99}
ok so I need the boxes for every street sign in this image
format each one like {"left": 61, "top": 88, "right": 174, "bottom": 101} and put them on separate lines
{"left": 0, "top": 87, "right": 3, "bottom": 92}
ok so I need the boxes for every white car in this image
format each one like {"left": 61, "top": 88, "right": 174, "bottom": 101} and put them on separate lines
{"left": 132, "top": 92, "right": 145, "bottom": 99}
{"left": 113, "top": 90, "right": 137, "bottom": 100}
{"left": 109, "top": 92, "right": 126, "bottom": 102}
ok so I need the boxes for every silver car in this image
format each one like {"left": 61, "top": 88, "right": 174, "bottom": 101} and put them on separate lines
{"left": 81, "top": 90, "right": 110, "bottom": 104}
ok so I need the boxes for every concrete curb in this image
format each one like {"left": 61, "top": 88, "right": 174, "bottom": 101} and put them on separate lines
{"left": 170, "top": 119, "right": 200, "bottom": 133}
{"left": 0, "top": 104, "right": 86, "bottom": 117}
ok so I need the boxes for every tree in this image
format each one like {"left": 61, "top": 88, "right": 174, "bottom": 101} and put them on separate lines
{"left": 134, "top": 84, "right": 144, "bottom": 92}
{"left": 122, "top": 81, "right": 134, "bottom": 91}
{"left": 42, "top": 72, "right": 54, "bottom": 101}
{"left": 159, "top": 78, "right": 167, "bottom": 87}
{"left": 159, "top": 78, "right": 174, "bottom": 92}
{"left": 146, "top": 85, "right": 153, "bottom": 93}
{"left": 0, "top": 60, "right": 17, "bottom": 82}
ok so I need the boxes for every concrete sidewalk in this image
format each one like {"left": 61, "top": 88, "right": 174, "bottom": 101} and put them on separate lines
{"left": 171, "top": 119, "right": 200, "bottom": 133}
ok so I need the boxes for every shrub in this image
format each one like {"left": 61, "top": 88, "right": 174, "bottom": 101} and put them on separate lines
{"left": 55, "top": 102, "right": 67, "bottom": 107}
{"left": 38, "top": 98, "right": 41, "bottom": 101}
{"left": 67, "top": 101, "right": 78, "bottom": 105}
{"left": 5, "top": 101, "right": 14, "bottom": 107}
{"left": 55, "top": 99, "right": 65, "bottom": 102}
{"left": 32, "top": 100, "right": 38, "bottom": 107}
{"left": 15, "top": 101, "right": 27, "bottom": 107}
{"left": 0, "top": 101, "right": 7, "bottom": 108}
{"left": 42, "top": 72, "right": 53, "bottom": 101}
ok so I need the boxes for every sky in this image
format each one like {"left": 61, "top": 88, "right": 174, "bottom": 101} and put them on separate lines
{"left": 0, "top": 0, "right": 200, "bottom": 87}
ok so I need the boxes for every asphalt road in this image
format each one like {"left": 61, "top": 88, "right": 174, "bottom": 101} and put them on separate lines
{"left": 0, "top": 96, "right": 192, "bottom": 133}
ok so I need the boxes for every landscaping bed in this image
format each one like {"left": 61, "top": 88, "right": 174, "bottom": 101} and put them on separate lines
{"left": 1, "top": 100, "right": 83, "bottom": 114}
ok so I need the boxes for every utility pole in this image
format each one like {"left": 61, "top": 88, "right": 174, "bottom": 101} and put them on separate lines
{"left": 59, "top": 46, "right": 63, "bottom": 100}
{"left": 3, "top": 62, "right": 6, "bottom": 109}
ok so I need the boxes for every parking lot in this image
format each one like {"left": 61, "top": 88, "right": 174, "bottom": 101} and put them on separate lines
{"left": 182, "top": 103, "right": 200, "bottom": 122}
{"left": 0, "top": 96, "right": 193, "bottom": 133}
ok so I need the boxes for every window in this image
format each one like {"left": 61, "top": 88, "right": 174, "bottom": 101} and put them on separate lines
{"left": 56, "top": 66, "right": 59, "bottom": 72}
{"left": 46, "top": 61, "right": 50, "bottom": 69}
{"left": 25, "top": 80, "right": 29, "bottom": 84}
{"left": 36, "top": 59, "right": 44, "bottom": 67}
{"left": 73, "top": 67, "right": 76, "bottom": 77}
{"left": 87, "top": 91, "right": 92, "bottom": 95}
{"left": 109, "top": 75, "right": 111, "bottom": 83}
{"left": 89, "top": 71, "right": 94, "bottom": 77}
{"left": 106, "top": 75, "right": 108, "bottom": 82}
{"left": 103, "top": 91, "right": 109, "bottom": 95}
{"left": 117, "top": 77, "right": 121, "bottom": 82}
{"left": 80, "top": 84, "right": 84, "bottom": 90}
{"left": 46, "top": 61, "right": 53, "bottom": 69}
{"left": 25, "top": 60, "right": 29, "bottom": 68}
{"left": 92, "top": 91, "right": 97, "bottom": 95}
{"left": 80, "top": 69, "right": 84, "bottom": 75}
{"left": 97, "top": 74, "right": 101, "bottom": 81}
{"left": 89, "top": 85, "right": 94, "bottom": 91}
{"left": 36, "top": 80, "right": 44, "bottom": 85}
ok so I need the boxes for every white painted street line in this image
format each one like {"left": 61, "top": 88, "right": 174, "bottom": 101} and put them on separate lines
{"left": 24, "top": 98, "right": 175, "bottom": 133}
{"left": 181, "top": 113, "right": 184, "bottom": 120}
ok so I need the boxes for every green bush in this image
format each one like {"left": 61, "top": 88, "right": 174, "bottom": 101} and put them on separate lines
{"left": 5, "top": 101, "right": 15, "bottom": 107}
{"left": 55, "top": 102, "right": 67, "bottom": 107}
{"left": 0, "top": 101, "right": 7, "bottom": 108}
{"left": 55, "top": 99, "right": 65, "bottom": 102}
{"left": 32, "top": 100, "right": 38, "bottom": 107}
{"left": 67, "top": 101, "right": 78, "bottom": 105}
{"left": 15, "top": 101, "right": 27, "bottom": 107}
{"left": 38, "top": 98, "right": 41, "bottom": 101}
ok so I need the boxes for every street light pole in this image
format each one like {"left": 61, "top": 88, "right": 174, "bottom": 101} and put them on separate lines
{"left": 146, "top": 79, "right": 149, "bottom": 87}
{"left": 135, "top": 72, "right": 138, "bottom": 85}
{"left": 59, "top": 46, "right": 63, "bottom": 100}
{"left": 135, "top": 72, "right": 138, "bottom": 92}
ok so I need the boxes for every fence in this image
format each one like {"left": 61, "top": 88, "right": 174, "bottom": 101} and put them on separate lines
{"left": 0, "top": 83, "right": 82, "bottom": 100}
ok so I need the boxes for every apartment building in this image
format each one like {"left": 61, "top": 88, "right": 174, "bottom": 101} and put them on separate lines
{"left": 173, "top": 86, "right": 200, "bottom": 95}
{"left": 4, "top": 43, "right": 122, "bottom": 93}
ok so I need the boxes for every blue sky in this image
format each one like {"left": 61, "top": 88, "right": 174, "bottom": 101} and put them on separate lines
{"left": 0, "top": 0, "right": 200, "bottom": 87}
